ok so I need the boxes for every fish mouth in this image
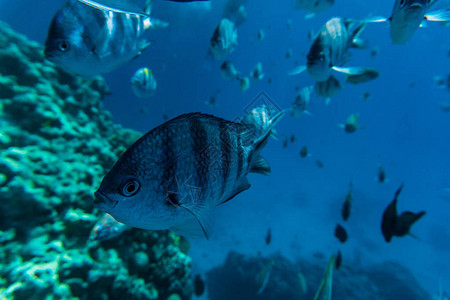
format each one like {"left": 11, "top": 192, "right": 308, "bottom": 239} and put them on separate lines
{"left": 409, "top": 3, "right": 423, "bottom": 9}
{"left": 93, "top": 190, "right": 118, "bottom": 211}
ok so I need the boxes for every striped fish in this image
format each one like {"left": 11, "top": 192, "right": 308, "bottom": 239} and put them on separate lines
{"left": 94, "top": 111, "right": 284, "bottom": 239}
{"left": 44, "top": 0, "right": 166, "bottom": 76}
{"left": 210, "top": 18, "right": 238, "bottom": 60}
{"left": 130, "top": 67, "right": 157, "bottom": 98}
{"left": 289, "top": 17, "right": 370, "bottom": 82}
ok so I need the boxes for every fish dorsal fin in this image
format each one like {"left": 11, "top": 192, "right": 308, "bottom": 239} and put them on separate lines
{"left": 220, "top": 177, "right": 251, "bottom": 205}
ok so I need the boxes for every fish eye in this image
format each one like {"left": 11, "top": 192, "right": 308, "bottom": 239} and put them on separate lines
{"left": 120, "top": 179, "right": 140, "bottom": 197}
{"left": 58, "top": 40, "right": 70, "bottom": 52}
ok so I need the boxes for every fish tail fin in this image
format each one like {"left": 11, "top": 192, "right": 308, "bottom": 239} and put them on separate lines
{"left": 253, "top": 109, "right": 286, "bottom": 154}
{"left": 349, "top": 21, "right": 367, "bottom": 45}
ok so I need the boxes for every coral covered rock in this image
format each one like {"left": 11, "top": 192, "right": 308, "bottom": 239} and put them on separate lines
{"left": 0, "top": 21, "right": 192, "bottom": 299}
{"left": 206, "top": 251, "right": 431, "bottom": 300}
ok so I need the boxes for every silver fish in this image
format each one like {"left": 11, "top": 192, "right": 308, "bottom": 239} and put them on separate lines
{"left": 44, "top": 0, "right": 163, "bottom": 76}
{"left": 314, "top": 75, "right": 342, "bottom": 104}
{"left": 291, "top": 85, "right": 313, "bottom": 117}
{"left": 210, "top": 18, "right": 238, "bottom": 60}
{"left": 293, "top": 0, "right": 334, "bottom": 13}
{"left": 220, "top": 60, "right": 240, "bottom": 80}
{"left": 223, "top": 0, "right": 247, "bottom": 26}
{"left": 250, "top": 62, "right": 264, "bottom": 81}
{"left": 240, "top": 105, "right": 280, "bottom": 140}
{"left": 94, "top": 112, "right": 284, "bottom": 239}
{"left": 131, "top": 67, "right": 157, "bottom": 98}
{"left": 389, "top": 0, "right": 450, "bottom": 44}
{"left": 289, "top": 17, "right": 369, "bottom": 82}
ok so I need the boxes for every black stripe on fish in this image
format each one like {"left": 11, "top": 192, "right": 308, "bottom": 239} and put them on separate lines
{"left": 161, "top": 126, "right": 178, "bottom": 203}
{"left": 219, "top": 122, "right": 231, "bottom": 196}
{"left": 236, "top": 133, "right": 244, "bottom": 182}
{"left": 191, "top": 117, "right": 209, "bottom": 195}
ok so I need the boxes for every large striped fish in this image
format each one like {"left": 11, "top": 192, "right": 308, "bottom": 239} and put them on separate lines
{"left": 289, "top": 17, "right": 372, "bottom": 82}
{"left": 94, "top": 111, "right": 284, "bottom": 239}
{"left": 44, "top": 0, "right": 166, "bottom": 76}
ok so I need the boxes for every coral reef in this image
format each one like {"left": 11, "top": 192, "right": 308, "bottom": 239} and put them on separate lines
{"left": 206, "top": 251, "right": 431, "bottom": 300}
{"left": 0, "top": 21, "right": 192, "bottom": 299}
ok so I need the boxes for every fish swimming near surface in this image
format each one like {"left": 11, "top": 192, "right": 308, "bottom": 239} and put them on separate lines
{"left": 44, "top": 0, "right": 167, "bottom": 76}
{"left": 289, "top": 17, "right": 371, "bottom": 82}
{"left": 210, "top": 18, "right": 238, "bottom": 60}
{"left": 94, "top": 111, "right": 285, "bottom": 239}
{"left": 130, "top": 67, "right": 157, "bottom": 98}
{"left": 89, "top": 213, "right": 130, "bottom": 241}
{"left": 313, "top": 254, "right": 336, "bottom": 300}
{"left": 223, "top": 0, "right": 247, "bottom": 26}
{"left": 370, "top": 0, "right": 450, "bottom": 44}
{"left": 381, "top": 184, "right": 426, "bottom": 242}
{"left": 77, "top": 0, "right": 209, "bottom": 17}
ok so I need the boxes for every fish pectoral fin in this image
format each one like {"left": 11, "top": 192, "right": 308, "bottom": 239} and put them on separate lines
{"left": 250, "top": 155, "right": 271, "bottom": 176}
{"left": 219, "top": 177, "right": 251, "bottom": 205}
{"left": 170, "top": 203, "right": 214, "bottom": 239}
{"left": 288, "top": 65, "right": 307, "bottom": 76}
{"left": 361, "top": 16, "right": 389, "bottom": 23}
{"left": 425, "top": 9, "right": 450, "bottom": 22}
{"left": 332, "top": 66, "right": 367, "bottom": 75}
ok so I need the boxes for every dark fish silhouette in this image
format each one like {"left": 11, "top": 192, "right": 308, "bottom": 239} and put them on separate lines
{"left": 194, "top": 274, "right": 205, "bottom": 297}
{"left": 381, "top": 184, "right": 426, "bottom": 242}
{"left": 335, "top": 250, "right": 342, "bottom": 270}
{"left": 341, "top": 182, "right": 353, "bottom": 221}
{"left": 265, "top": 228, "right": 272, "bottom": 245}
{"left": 334, "top": 224, "right": 348, "bottom": 243}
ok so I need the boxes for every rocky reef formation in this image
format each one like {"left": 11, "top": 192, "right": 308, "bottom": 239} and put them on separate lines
{"left": 206, "top": 251, "right": 431, "bottom": 300}
{"left": 0, "top": 21, "right": 192, "bottom": 299}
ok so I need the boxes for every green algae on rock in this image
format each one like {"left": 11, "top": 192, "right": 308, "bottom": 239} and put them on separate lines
{"left": 0, "top": 21, "right": 193, "bottom": 299}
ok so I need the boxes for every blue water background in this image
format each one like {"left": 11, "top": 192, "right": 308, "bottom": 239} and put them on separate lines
{"left": 1, "top": 0, "right": 450, "bottom": 296}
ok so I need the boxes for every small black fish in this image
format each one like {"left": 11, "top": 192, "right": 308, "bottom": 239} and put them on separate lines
{"left": 335, "top": 250, "right": 342, "bottom": 270}
{"left": 265, "top": 228, "right": 272, "bottom": 245}
{"left": 341, "top": 182, "right": 353, "bottom": 221}
{"left": 378, "top": 165, "right": 387, "bottom": 183}
{"left": 315, "top": 160, "right": 324, "bottom": 168}
{"left": 299, "top": 146, "right": 309, "bottom": 158}
{"left": 283, "top": 137, "right": 289, "bottom": 148}
{"left": 381, "top": 184, "right": 426, "bottom": 242}
{"left": 194, "top": 274, "right": 205, "bottom": 297}
{"left": 334, "top": 224, "right": 348, "bottom": 243}
{"left": 290, "top": 135, "right": 295, "bottom": 143}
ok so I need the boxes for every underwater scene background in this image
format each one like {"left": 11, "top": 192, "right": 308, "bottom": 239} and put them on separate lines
{"left": 0, "top": 0, "right": 449, "bottom": 299}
